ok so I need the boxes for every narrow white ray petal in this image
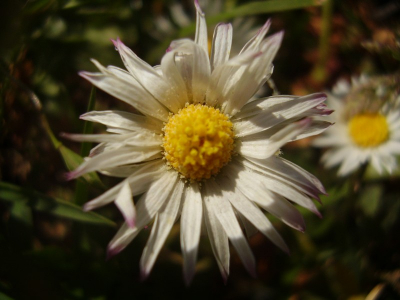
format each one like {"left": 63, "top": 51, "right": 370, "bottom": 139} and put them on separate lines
{"left": 234, "top": 93, "right": 327, "bottom": 137}
{"left": 239, "top": 19, "right": 271, "bottom": 54}
{"left": 211, "top": 23, "right": 233, "bottom": 70}
{"left": 241, "top": 157, "right": 323, "bottom": 203}
{"left": 61, "top": 131, "right": 162, "bottom": 147}
{"left": 67, "top": 146, "right": 161, "bottom": 180}
{"left": 370, "top": 155, "right": 383, "bottom": 174}
{"left": 224, "top": 163, "right": 308, "bottom": 232}
{"left": 291, "top": 121, "right": 333, "bottom": 141}
{"left": 171, "top": 40, "right": 211, "bottom": 104}
{"left": 322, "top": 147, "right": 354, "bottom": 168}
{"left": 61, "top": 133, "right": 122, "bottom": 143}
{"left": 237, "top": 118, "right": 311, "bottom": 159}
{"left": 337, "top": 151, "right": 364, "bottom": 176}
{"left": 206, "top": 50, "right": 260, "bottom": 107}
{"left": 205, "top": 181, "right": 256, "bottom": 277}
{"left": 203, "top": 190, "right": 230, "bottom": 282}
{"left": 83, "top": 160, "right": 165, "bottom": 211}
{"left": 160, "top": 49, "right": 189, "bottom": 110}
{"left": 234, "top": 159, "right": 321, "bottom": 217}
{"left": 246, "top": 155, "right": 326, "bottom": 196}
{"left": 224, "top": 31, "right": 284, "bottom": 116}
{"left": 180, "top": 182, "right": 203, "bottom": 285}
{"left": 115, "top": 181, "right": 136, "bottom": 228}
{"left": 237, "top": 212, "right": 258, "bottom": 238}
{"left": 194, "top": 0, "right": 208, "bottom": 54}
{"left": 80, "top": 110, "right": 163, "bottom": 133}
{"left": 114, "top": 39, "right": 174, "bottom": 111}
{"left": 107, "top": 171, "right": 179, "bottom": 257}
{"left": 140, "top": 179, "right": 184, "bottom": 279}
{"left": 106, "top": 223, "right": 140, "bottom": 259}
{"left": 217, "top": 175, "right": 289, "bottom": 253}
{"left": 233, "top": 95, "right": 297, "bottom": 120}
{"left": 79, "top": 61, "right": 169, "bottom": 121}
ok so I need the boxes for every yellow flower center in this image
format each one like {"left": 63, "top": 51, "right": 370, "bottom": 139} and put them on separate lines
{"left": 348, "top": 113, "right": 389, "bottom": 147}
{"left": 163, "top": 104, "right": 234, "bottom": 181}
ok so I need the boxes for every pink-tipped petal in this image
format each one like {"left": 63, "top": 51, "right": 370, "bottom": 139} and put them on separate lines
{"left": 115, "top": 182, "right": 136, "bottom": 228}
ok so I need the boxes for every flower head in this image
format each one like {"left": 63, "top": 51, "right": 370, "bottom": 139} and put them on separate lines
{"left": 66, "top": 1, "right": 330, "bottom": 284}
{"left": 313, "top": 74, "right": 400, "bottom": 176}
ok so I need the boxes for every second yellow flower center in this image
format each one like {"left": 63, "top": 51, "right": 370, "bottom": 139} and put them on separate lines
{"left": 163, "top": 104, "right": 234, "bottom": 181}
{"left": 348, "top": 113, "right": 389, "bottom": 147}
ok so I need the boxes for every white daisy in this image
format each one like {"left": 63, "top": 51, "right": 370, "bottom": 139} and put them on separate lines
{"left": 66, "top": 1, "right": 330, "bottom": 284}
{"left": 313, "top": 74, "right": 400, "bottom": 176}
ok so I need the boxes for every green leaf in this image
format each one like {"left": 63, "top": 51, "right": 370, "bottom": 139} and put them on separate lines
{"left": 0, "top": 182, "right": 115, "bottom": 227}
{"left": 0, "top": 291, "right": 15, "bottom": 300}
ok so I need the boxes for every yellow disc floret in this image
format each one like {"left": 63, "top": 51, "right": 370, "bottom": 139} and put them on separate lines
{"left": 348, "top": 113, "right": 389, "bottom": 147}
{"left": 163, "top": 104, "right": 234, "bottom": 181}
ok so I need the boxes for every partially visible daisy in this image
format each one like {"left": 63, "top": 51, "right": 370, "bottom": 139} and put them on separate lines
{"left": 313, "top": 74, "right": 400, "bottom": 176}
{"left": 65, "top": 1, "right": 330, "bottom": 284}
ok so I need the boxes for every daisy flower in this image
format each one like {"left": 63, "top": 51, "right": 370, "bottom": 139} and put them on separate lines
{"left": 65, "top": 1, "right": 330, "bottom": 284}
{"left": 313, "top": 74, "right": 400, "bottom": 176}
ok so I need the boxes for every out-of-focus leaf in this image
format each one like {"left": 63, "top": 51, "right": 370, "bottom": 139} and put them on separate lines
{"left": 0, "top": 182, "right": 115, "bottom": 227}
{"left": 9, "top": 200, "right": 33, "bottom": 226}
{"left": 358, "top": 184, "right": 382, "bottom": 217}
{"left": 0, "top": 292, "right": 15, "bottom": 300}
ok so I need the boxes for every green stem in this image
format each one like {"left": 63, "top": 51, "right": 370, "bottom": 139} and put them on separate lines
{"left": 311, "top": 0, "right": 333, "bottom": 83}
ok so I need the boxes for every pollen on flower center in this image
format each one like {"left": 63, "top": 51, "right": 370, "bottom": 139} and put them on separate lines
{"left": 348, "top": 113, "right": 389, "bottom": 147}
{"left": 163, "top": 104, "right": 234, "bottom": 181}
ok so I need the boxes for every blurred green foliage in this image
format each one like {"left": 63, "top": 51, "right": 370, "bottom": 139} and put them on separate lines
{"left": 1, "top": 0, "right": 400, "bottom": 299}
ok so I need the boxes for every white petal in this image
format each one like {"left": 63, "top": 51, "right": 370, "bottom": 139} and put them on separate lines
{"left": 217, "top": 175, "right": 289, "bottom": 253}
{"left": 202, "top": 190, "right": 230, "bottom": 282}
{"left": 106, "top": 223, "right": 140, "bottom": 259}
{"left": 67, "top": 146, "right": 161, "bottom": 180}
{"left": 237, "top": 118, "right": 311, "bottom": 159}
{"left": 180, "top": 182, "right": 203, "bottom": 285}
{"left": 205, "top": 50, "right": 259, "bottom": 107}
{"left": 115, "top": 181, "right": 136, "bottom": 228}
{"left": 291, "top": 121, "right": 333, "bottom": 141}
{"left": 224, "top": 163, "right": 308, "bottom": 232}
{"left": 80, "top": 60, "right": 169, "bottom": 121}
{"left": 239, "top": 19, "right": 271, "bottom": 54}
{"left": 337, "top": 150, "right": 365, "bottom": 176}
{"left": 140, "top": 179, "right": 184, "bottom": 279}
{"left": 84, "top": 160, "right": 165, "bottom": 211}
{"left": 171, "top": 40, "right": 211, "bottom": 104}
{"left": 107, "top": 171, "right": 179, "bottom": 256}
{"left": 211, "top": 23, "right": 232, "bottom": 70}
{"left": 234, "top": 93, "right": 327, "bottom": 137}
{"left": 194, "top": 0, "right": 208, "bottom": 54}
{"left": 322, "top": 147, "right": 355, "bottom": 168}
{"left": 114, "top": 39, "right": 175, "bottom": 112}
{"left": 80, "top": 110, "right": 163, "bottom": 133}
{"left": 204, "top": 180, "right": 256, "bottom": 277}
{"left": 160, "top": 49, "right": 189, "bottom": 111}
{"left": 224, "top": 31, "right": 284, "bottom": 116}
{"left": 61, "top": 131, "right": 162, "bottom": 147}
{"left": 244, "top": 156, "right": 325, "bottom": 200}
